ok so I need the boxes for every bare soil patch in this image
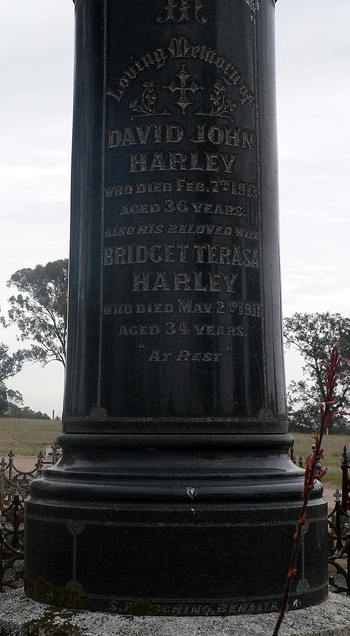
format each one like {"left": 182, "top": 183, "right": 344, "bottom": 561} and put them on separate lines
{"left": 7, "top": 455, "right": 39, "bottom": 473}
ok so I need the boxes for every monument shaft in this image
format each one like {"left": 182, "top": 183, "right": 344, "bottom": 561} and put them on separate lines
{"left": 25, "top": 0, "right": 328, "bottom": 614}
{"left": 65, "top": 0, "right": 285, "bottom": 433}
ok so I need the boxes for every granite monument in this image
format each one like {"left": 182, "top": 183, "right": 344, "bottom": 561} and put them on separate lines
{"left": 25, "top": 0, "right": 328, "bottom": 614}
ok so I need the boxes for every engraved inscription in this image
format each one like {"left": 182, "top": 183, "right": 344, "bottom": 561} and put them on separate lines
{"left": 107, "top": 38, "right": 250, "bottom": 103}
{"left": 157, "top": 0, "right": 208, "bottom": 24}
{"left": 105, "top": 178, "right": 258, "bottom": 200}
{"left": 107, "top": 123, "right": 254, "bottom": 150}
{"left": 128, "top": 151, "right": 237, "bottom": 174}
{"left": 148, "top": 349, "right": 224, "bottom": 362}
{"left": 104, "top": 222, "right": 258, "bottom": 238}
{"left": 103, "top": 301, "right": 262, "bottom": 317}
{"left": 115, "top": 324, "right": 246, "bottom": 337}
{"left": 103, "top": 2, "right": 261, "bottom": 385}
{"left": 108, "top": 599, "right": 279, "bottom": 615}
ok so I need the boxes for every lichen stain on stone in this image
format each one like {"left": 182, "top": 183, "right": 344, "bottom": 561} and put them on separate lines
{"left": 0, "top": 608, "right": 82, "bottom": 636}
{"left": 26, "top": 610, "right": 82, "bottom": 636}
{"left": 0, "top": 627, "right": 15, "bottom": 636}
{"left": 24, "top": 576, "right": 86, "bottom": 610}
{"left": 127, "top": 600, "right": 159, "bottom": 616}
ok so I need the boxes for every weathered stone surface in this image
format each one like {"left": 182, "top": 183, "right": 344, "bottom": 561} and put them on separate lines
{"left": 1, "top": 589, "right": 350, "bottom": 636}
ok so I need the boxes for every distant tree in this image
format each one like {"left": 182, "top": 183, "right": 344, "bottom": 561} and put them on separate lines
{"left": 0, "top": 385, "right": 24, "bottom": 418}
{"left": 5, "top": 406, "right": 50, "bottom": 420}
{"left": 284, "top": 312, "right": 350, "bottom": 433}
{"left": 0, "top": 342, "right": 25, "bottom": 416}
{"left": 286, "top": 378, "right": 349, "bottom": 434}
{"left": 1, "top": 259, "right": 68, "bottom": 367}
{"left": 0, "top": 342, "right": 25, "bottom": 382}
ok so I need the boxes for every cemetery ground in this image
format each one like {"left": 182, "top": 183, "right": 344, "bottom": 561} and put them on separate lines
{"left": 0, "top": 418, "right": 62, "bottom": 470}
{"left": 292, "top": 432, "right": 346, "bottom": 486}
{"left": 291, "top": 432, "right": 348, "bottom": 506}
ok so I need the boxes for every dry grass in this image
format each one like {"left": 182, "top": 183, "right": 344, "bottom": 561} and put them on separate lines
{"left": 0, "top": 420, "right": 347, "bottom": 486}
{"left": 291, "top": 432, "right": 349, "bottom": 485}
{"left": 0, "top": 418, "right": 62, "bottom": 456}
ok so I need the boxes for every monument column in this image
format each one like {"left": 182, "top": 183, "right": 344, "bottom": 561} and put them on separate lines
{"left": 25, "top": 0, "right": 328, "bottom": 614}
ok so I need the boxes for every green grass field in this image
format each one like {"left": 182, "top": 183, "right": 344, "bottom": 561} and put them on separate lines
{"left": 291, "top": 432, "right": 349, "bottom": 485}
{"left": 0, "top": 418, "right": 62, "bottom": 456}
{"left": 0, "top": 419, "right": 348, "bottom": 485}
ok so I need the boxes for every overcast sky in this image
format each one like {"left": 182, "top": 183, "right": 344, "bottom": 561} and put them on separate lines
{"left": 0, "top": 0, "right": 349, "bottom": 416}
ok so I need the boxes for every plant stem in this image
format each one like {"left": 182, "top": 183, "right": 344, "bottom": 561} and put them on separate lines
{"left": 272, "top": 344, "right": 343, "bottom": 636}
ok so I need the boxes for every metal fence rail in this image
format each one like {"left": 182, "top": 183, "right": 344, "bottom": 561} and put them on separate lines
{"left": 328, "top": 488, "right": 350, "bottom": 594}
{"left": 0, "top": 444, "right": 61, "bottom": 590}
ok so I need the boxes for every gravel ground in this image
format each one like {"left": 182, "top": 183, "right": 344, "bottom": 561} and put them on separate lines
{"left": 0, "top": 588, "right": 349, "bottom": 636}
{"left": 1, "top": 461, "right": 346, "bottom": 634}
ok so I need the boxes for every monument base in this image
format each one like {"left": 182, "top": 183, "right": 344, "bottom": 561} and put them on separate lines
{"left": 1, "top": 589, "right": 350, "bottom": 636}
{"left": 25, "top": 433, "right": 328, "bottom": 614}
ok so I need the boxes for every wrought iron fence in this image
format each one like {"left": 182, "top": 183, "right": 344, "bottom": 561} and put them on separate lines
{"left": 0, "top": 444, "right": 61, "bottom": 590}
{"left": 289, "top": 444, "right": 350, "bottom": 596}
{"left": 328, "top": 488, "right": 350, "bottom": 594}
{"left": 341, "top": 445, "right": 350, "bottom": 511}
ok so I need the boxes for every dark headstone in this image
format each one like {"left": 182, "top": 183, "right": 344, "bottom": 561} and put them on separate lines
{"left": 25, "top": 0, "right": 328, "bottom": 614}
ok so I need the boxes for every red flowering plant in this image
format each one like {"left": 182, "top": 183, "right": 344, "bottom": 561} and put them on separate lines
{"left": 272, "top": 344, "right": 350, "bottom": 636}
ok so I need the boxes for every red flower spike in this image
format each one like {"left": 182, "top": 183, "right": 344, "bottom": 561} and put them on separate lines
{"left": 316, "top": 467, "right": 327, "bottom": 479}
{"left": 273, "top": 344, "right": 344, "bottom": 636}
{"left": 299, "top": 512, "right": 307, "bottom": 525}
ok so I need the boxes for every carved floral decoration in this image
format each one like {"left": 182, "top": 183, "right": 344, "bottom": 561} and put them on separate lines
{"left": 195, "top": 81, "right": 237, "bottom": 120}
{"left": 129, "top": 81, "right": 171, "bottom": 119}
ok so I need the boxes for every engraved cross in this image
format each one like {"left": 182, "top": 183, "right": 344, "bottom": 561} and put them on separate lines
{"left": 164, "top": 64, "right": 203, "bottom": 114}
